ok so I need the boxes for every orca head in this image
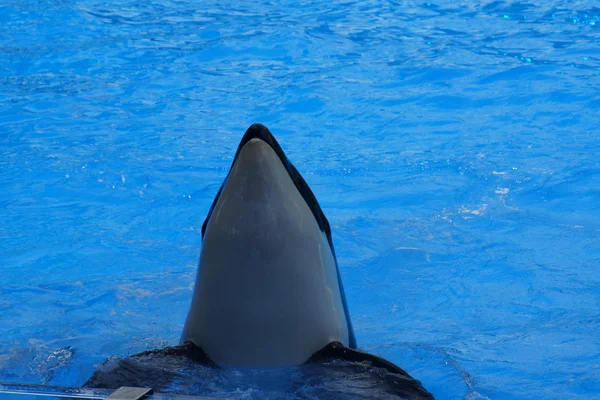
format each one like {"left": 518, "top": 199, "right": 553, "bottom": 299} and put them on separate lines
{"left": 181, "top": 124, "right": 356, "bottom": 367}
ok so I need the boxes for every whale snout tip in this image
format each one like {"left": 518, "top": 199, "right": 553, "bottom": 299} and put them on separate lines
{"left": 239, "top": 123, "right": 277, "bottom": 152}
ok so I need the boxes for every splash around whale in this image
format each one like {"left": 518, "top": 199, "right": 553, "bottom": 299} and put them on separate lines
{"left": 85, "top": 124, "right": 433, "bottom": 399}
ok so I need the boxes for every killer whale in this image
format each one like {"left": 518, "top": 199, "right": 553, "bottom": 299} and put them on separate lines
{"left": 180, "top": 123, "right": 356, "bottom": 367}
{"left": 85, "top": 123, "right": 433, "bottom": 399}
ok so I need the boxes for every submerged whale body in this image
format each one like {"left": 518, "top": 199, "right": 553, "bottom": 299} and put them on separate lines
{"left": 85, "top": 124, "right": 433, "bottom": 399}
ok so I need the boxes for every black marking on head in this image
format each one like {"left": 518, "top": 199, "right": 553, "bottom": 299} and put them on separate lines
{"left": 200, "top": 123, "right": 356, "bottom": 348}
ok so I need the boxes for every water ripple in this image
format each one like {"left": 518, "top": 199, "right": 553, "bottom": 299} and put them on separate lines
{"left": 1, "top": 0, "right": 599, "bottom": 398}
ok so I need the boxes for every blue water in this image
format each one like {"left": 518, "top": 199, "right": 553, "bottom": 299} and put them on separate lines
{"left": 1, "top": 0, "right": 599, "bottom": 398}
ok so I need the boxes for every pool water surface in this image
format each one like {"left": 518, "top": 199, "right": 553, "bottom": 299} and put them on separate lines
{"left": 1, "top": 0, "right": 599, "bottom": 399}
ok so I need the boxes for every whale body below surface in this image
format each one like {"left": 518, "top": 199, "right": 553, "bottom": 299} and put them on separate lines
{"left": 85, "top": 124, "right": 434, "bottom": 399}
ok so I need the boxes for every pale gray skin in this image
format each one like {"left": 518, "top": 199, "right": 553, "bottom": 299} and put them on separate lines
{"left": 181, "top": 138, "right": 350, "bottom": 367}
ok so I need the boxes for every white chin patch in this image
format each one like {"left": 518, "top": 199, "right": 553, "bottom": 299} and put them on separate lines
{"left": 181, "top": 138, "right": 349, "bottom": 367}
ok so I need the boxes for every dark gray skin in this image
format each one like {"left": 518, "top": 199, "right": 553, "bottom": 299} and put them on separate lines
{"left": 85, "top": 341, "right": 433, "bottom": 399}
